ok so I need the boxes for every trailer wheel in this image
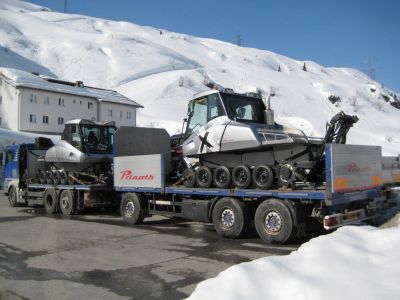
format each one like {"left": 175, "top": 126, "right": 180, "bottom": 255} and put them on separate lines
{"left": 212, "top": 197, "right": 250, "bottom": 239}
{"left": 255, "top": 199, "right": 294, "bottom": 244}
{"left": 213, "top": 166, "right": 231, "bottom": 189}
{"left": 60, "top": 170, "right": 68, "bottom": 185}
{"left": 53, "top": 170, "right": 61, "bottom": 185}
{"left": 8, "top": 187, "right": 18, "bottom": 207}
{"left": 182, "top": 169, "right": 196, "bottom": 188}
{"left": 59, "top": 190, "right": 74, "bottom": 215}
{"left": 44, "top": 188, "right": 58, "bottom": 214}
{"left": 196, "top": 166, "right": 213, "bottom": 188}
{"left": 232, "top": 165, "right": 251, "bottom": 189}
{"left": 252, "top": 165, "right": 274, "bottom": 189}
{"left": 46, "top": 170, "right": 54, "bottom": 184}
{"left": 121, "top": 193, "right": 146, "bottom": 225}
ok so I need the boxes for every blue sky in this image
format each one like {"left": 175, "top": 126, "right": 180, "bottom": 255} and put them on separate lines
{"left": 27, "top": 0, "right": 400, "bottom": 92}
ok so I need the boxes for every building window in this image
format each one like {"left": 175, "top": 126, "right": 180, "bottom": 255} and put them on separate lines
{"left": 43, "top": 115, "right": 49, "bottom": 124}
{"left": 44, "top": 96, "right": 50, "bottom": 105}
{"left": 73, "top": 99, "right": 76, "bottom": 103}
{"left": 0, "top": 78, "right": 2, "bottom": 86}
{"left": 108, "top": 109, "right": 113, "bottom": 117}
{"left": 80, "top": 100, "right": 82, "bottom": 104}
{"left": 120, "top": 111, "right": 123, "bottom": 118}
{"left": 88, "top": 102, "right": 93, "bottom": 110}
{"left": 30, "top": 94, "right": 37, "bottom": 103}
{"left": 58, "top": 117, "right": 64, "bottom": 125}
{"left": 0, "top": 117, "right": 2, "bottom": 125}
{"left": 29, "top": 114, "right": 36, "bottom": 123}
{"left": 127, "top": 111, "right": 132, "bottom": 119}
{"left": 0, "top": 95, "right": 2, "bottom": 104}
{"left": 58, "top": 98, "right": 64, "bottom": 106}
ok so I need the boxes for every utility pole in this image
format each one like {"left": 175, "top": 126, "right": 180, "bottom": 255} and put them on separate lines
{"left": 366, "top": 57, "right": 376, "bottom": 80}
{"left": 236, "top": 32, "right": 242, "bottom": 47}
{"left": 64, "top": 0, "right": 68, "bottom": 13}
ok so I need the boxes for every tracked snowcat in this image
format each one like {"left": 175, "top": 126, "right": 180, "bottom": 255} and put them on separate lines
{"left": 180, "top": 89, "right": 358, "bottom": 189}
{"left": 36, "top": 119, "right": 116, "bottom": 185}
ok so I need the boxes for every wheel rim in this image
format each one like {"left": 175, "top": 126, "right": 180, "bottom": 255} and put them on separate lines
{"left": 264, "top": 210, "right": 282, "bottom": 234}
{"left": 61, "top": 196, "right": 70, "bottom": 210}
{"left": 256, "top": 168, "right": 268, "bottom": 184}
{"left": 46, "top": 195, "right": 53, "bottom": 207}
{"left": 125, "top": 201, "right": 135, "bottom": 218}
{"left": 199, "top": 170, "right": 209, "bottom": 184}
{"left": 10, "top": 190, "right": 16, "bottom": 204}
{"left": 220, "top": 208, "right": 235, "bottom": 229}
{"left": 216, "top": 170, "right": 227, "bottom": 184}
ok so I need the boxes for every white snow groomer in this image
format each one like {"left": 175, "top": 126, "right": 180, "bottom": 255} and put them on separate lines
{"left": 36, "top": 119, "right": 116, "bottom": 185}
{"left": 180, "top": 89, "right": 358, "bottom": 190}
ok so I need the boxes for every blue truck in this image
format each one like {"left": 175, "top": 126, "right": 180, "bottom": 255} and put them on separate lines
{"left": 2, "top": 126, "right": 399, "bottom": 244}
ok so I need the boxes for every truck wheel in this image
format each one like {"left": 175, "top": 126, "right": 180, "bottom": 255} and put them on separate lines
{"left": 232, "top": 165, "right": 251, "bottom": 189}
{"left": 255, "top": 199, "right": 294, "bottom": 244}
{"left": 53, "top": 170, "right": 61, "bottom": 185}
{"left": 60, "top": 170, "right": 68, "bottom": 185}
{"left": 196, "top": 166, "right": 213, "bottom": 188}
{"left": 252, "top": 165, "right": 274, "bottom": 189}
{"left": 46, "top": 170, "right": 54, "bottom": 184}
{"left": 59, "top": 190, "right": 74, "bottom": 215}
{"left": 212, "top": 197, "right": 250, "bottom": 239}
{"left": 121, "top": 193, "right": 146, "bottom": 225}
{"left": 182, "top": 169, "right": 196, "bottom": 188}
{"left": 44, "top": 188, "right": 58, "bottom": 214}
{"left": 8, "top": 187, "right": 18, "bottom": 207}
{"left": 213, "top": 166, "right": 231, "bottom": 189}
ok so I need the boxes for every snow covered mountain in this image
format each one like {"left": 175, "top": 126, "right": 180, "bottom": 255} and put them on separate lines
{"left": 1, "top": 0, "right": 399, "bottom": 154}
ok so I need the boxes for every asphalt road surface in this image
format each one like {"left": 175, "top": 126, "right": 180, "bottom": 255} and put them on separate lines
{"left": 0, "top": 192, "right": 300, "bottom": 300}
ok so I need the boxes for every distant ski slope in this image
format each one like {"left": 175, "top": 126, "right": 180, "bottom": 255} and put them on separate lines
{"left": 0, "top": 0, "right": 399, "bottom": 154}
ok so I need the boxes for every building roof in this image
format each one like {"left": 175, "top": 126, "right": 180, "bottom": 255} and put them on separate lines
{"left": 0, "top": 67, "right": 143, "bottom": 108}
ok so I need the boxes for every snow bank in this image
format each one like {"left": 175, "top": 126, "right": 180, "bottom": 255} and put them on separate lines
{"left": 187, "top": 226, "right": 400, "bottom": 300}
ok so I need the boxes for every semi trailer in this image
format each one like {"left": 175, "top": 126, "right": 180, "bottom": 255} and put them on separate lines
{"left": 2, "top": 89, "right": 400, "bottom": 243}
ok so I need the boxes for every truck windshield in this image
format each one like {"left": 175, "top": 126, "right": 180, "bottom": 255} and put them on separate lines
{"left": 81, "top": 125, "right": 115, "bottom": 153}
{"left": 220, "top": 93, "right": 266, "bottom": 124}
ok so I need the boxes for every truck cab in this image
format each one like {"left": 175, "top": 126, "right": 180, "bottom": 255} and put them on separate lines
{"left": 2, "top": 144, "right": 23, "bottom": 196}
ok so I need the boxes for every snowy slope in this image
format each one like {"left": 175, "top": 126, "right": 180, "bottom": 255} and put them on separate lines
{"left": 0, "top": 0, "right": 399, "bottom": 154}
{"left": 187, "top": 225, "right": 400, "bottom": 300}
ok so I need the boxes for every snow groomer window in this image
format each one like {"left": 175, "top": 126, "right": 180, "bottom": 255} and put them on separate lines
{"left": 187, "top": 97, "right": 207, "bottom": 135}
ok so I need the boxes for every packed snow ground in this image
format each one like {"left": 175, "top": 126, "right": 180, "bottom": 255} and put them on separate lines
{"left": 0, "top": 0, "right": 399, "bottom": 154}
{"left": 188, "top": 224, "right": 400, "bottom": 300}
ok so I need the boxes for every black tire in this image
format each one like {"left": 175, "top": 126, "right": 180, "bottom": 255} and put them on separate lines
{"left": 255, "top": 198, "right": 295, "bottom": 244}
{"left": 252, "top": 165, "right": 274, "bottom": 190}
{"left": 182, "top": 169, "right": 196, "bottom": 188}
{"left": 59, "top": 189, "right": 74, "bottom": 215}
{"left": 212, "top": 197, "right": 250, "bottom": 239}
{"left": 60, "top": 170, "right": 68, "bottom": 185}
{"left": 8, "top": 186, "right": 18, "bottom": 207}
{"left": 120, "top": 193, "right": 146, "bottom": 225}
{"left": 196, "top": 166, "right": 213, "bottom": 188}
{"left": 52, "top": 170, "right": 61, "bottom": 185}
{"left": 39, "top": 171, "right": 46, "bottom": 184}
{"left": 44, "top": 188, "right": 58, "bottom": 214}
{"left": 232, "top": 165, "right": 251, "bottom": 189}
{"left": 46, "top": 170, "right": 53, "bottom": 184}
{"left": 67, "top": 172, "right": 76, "bottom": 185}
{"left": 213, "top": 166, "right": 231, "bottom": 189}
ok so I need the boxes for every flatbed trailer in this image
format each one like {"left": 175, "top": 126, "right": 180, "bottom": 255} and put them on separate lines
{"left": 2, "top": 143, "right": 116, "bottom": 214}
{"left": 113, "top": 128, "right": 400, "bottom": 244}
